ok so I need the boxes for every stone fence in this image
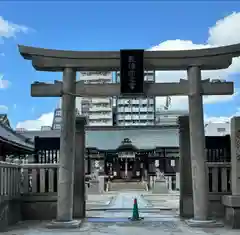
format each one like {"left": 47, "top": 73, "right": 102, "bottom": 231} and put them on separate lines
{"left": 0, "top": 160, "right": 233, "bottom": 230}
{"left": 0, "top": 161, "right": 22, "bottom": 231}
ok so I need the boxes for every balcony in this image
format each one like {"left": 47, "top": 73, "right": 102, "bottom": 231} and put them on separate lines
{"left": 88, "top": 121, "right": 112, "bottom": 126}
{"left": 91, "top": 98, "right": 111, "bottom": 104}
{"left": 89, "top": 106, "right": 112, "bottom": 112}
{"left": 88, "top": 114, "right": 112, "bottom": 120}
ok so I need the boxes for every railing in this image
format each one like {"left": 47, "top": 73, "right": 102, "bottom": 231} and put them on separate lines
{"left": 21, "top": 163, "right": 59, "bottom": 194}
{"left": 0, "top": 161, "right": 232, "bottom": 196}
{"left": 149, "top": 162, "right": 231, "bottom": 193}
{"left": 207, "top": 162, "right": 231, "bottom": 193}
{"left": 0, "top": 161, "right": 21, "bottom": 197}
{"left": 149, "top": 174, "right": 178, "bottom": 191}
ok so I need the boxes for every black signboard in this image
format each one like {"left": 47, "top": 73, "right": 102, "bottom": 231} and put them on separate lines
{"left": 120, "top": 49, "right": 144, "bottom": 96}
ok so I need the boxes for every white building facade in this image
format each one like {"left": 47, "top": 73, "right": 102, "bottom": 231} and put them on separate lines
{"left": 52, "top": 108, "right": 80, "bottom": 130}
{"left": 204, "top": 122, "right": 230, "bottom": 136}
{"left": 79, "top": 72, "right": 113, "bottom": 126}
{"left": 115, "top": 71, "right": 155, "bottom": 126}
{"left": 155, "top": 109, "right": 188, "bottom": 125}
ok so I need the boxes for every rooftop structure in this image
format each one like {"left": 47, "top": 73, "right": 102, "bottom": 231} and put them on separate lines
{"left": 0, "top": 114, "right": 11, "bottom": 127}
{"left": 155, "top": 109, "right": 188, "bottom": 125}
{"left": 21, "top": 125, "right": 179, "bottom": 149}
{"left": 0, "top": 122, "right": 34, "bottom": 159}
{"left": 205, "top": 122, "right": 230, "bottom": 136}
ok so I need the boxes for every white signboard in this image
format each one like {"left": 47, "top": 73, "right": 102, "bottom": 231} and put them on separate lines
{"left": 170, "top": 160, "right": 175, "bottom": 167}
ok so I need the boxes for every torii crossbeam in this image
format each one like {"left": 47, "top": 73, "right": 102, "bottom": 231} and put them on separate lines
{"left": 31, "top": 79, "right": 233, "bottom": 97}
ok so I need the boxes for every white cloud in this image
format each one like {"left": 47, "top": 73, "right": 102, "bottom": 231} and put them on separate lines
{"left": 156, "top": 91, "right": 237, "bottom": 110}
{"left": 16, "top": 12, "right": 240, "bottom": 130}
{"left": 205, "top": 115, "right": 231, "bottom": 123}
{"left": 0, "top": 16, "right": 30, "bottom": 88}
{"left": 204, "top": 107, "right": 240, "bottom": 124}
{"left": 0, "top": 16, "right": 28, "bottom": 39}
{"left": 151, "top": 12, "right": 240, "bottom": 111}
{"left": 16, "top": 112, "right": 54, "bottom": 131}
{"left": 0, "top": 74, "right": 11, "bottom": 89}
{"left": 208, "top": 12, "right": 240, "bottom": 46}
{"left": 0, "top": 105, "right": 8, "bottom": 113}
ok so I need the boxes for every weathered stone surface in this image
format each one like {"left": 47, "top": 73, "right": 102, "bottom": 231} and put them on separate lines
{"left": 73, "top": 116, "right": 86, "bottom": 218}
{"left": 178, "top": 116, "right": 193, "bottom": 218}
{"left": 152, "top": 179, "right": 169, "bottom": 194}
{"left": 230, "top": 117, "right": 240, "bottom": 195}
{"left": 0, "top": 197, "right": 21, "bottom": 232}
{"left": 188, "top": 66, "right": 209, "bottom": 221}
{"left": 46, "top": 220, "right": 82, "bottom": 229}
{"left": 56, "top": 68, "right": 77, "bottom": 222}
{"left": 222, "top": 195, "right": 240, "bottom": 229}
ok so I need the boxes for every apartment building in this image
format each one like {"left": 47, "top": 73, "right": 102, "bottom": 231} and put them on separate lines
{"left": 115, "top": 71, "right": 155, "bottom": 126}
{"left": 79, "top": 72, "right": 113, "bottom": 126}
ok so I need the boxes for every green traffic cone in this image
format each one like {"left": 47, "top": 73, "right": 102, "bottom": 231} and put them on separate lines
{"left": 129, "top": 198, "right": 143, "bottom": 221}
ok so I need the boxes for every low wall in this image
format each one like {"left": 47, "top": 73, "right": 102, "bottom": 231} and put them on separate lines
{"left": 179, "top": 193, "right": 230, "bottom": 219}
{"left": 0, "top": 161, "right": 233, "bottom": 226}
{"left": 0, "top": 196, "right": 21, "bottom": 232}
{"left": 0, "top": 162, "right": 22, "bottom": 231}
{"left": 209, "top": 194, "right": 231, "bottom": 218}
{"left": 21, "top": 194, "right": 57, "bottom": 220}
{"left": 20, "top": 163, "right": 59, "bottom": 220}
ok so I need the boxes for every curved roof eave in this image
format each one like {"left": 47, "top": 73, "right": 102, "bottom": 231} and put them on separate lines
{"left": 18, "top": 43, "right": 240, "bottom": 60}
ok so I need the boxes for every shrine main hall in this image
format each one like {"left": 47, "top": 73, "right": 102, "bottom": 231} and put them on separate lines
{"left": 20, "top": 123, "right": 229, "bottom": 184}
{"left": 21, "top": 125, "right": 180, "bottom": 180}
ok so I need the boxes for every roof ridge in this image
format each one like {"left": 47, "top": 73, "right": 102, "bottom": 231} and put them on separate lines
{"left": 0, "top": 122, "right": 34, "bottom": 144}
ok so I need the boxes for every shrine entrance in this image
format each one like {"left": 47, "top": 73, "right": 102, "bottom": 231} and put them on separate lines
{"left": 116, "top": 138, "right": 140, "bottom": 180}
{"left": 18, "top": 44, "right": 239, "bottom": 227}
{"left": 106, "top": 138, "right": 144, "bottom": 181}
{"left": 119, "top": 157, "right": 136, "bottom": 180}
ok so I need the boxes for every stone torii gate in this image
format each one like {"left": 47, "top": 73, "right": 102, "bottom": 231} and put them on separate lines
{"left": 18, "top": 44, "right": 240, "bottom": 228}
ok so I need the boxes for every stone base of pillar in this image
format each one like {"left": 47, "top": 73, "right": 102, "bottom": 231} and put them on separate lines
{"left": 179, "top": 194, "right": 193, "bottom": 218}
{"left": 185, "top": 219, "right": 223, "bottom": 228}
{"left": 152, "top": 179, "right": 169, "bottom": 194}
{"left": 46, "top": 220, "right": 82, "bottom": 229}
{"left": 88, "top": 180, "right": 100, "bottom": 194}
{"left": 222, "top": 195, "right": 240, "bottom": 229}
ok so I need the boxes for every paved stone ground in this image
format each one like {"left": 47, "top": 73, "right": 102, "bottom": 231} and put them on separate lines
{"left": 3, "top": 218, "right": 240, "bottom": 235}
{"left": 2, "top": 191, "right": 240, "bottom": 235}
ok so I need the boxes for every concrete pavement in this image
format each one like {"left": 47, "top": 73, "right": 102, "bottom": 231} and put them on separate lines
{"left": 2, "top": 191, "right": 240, "bottom": 235}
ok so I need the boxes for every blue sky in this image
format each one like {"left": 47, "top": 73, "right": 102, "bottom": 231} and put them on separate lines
{"left": 1, "top": 1, "right": 240, "bottom": 130}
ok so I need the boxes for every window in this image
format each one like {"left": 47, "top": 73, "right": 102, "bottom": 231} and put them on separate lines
{"left": 217, "top": 128, "right": 226, "bottom": 132}
{"left": 56, "top": 110, "right": 61, "bottom": 116}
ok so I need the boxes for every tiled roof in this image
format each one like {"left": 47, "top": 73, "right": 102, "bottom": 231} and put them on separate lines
{"left": 21, "top": 126, "right": 179, "bottom": 149}
{"left": 0, "top": 114, "right": 10, "bottom": 127}
{"left": 0, "top": 123, "right": 34, "bottom": 151}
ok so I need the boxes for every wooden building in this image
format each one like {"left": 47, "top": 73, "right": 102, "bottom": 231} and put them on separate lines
{"left": 0, "top": 121, "right": 34, "bottom": 161}
{"left": 21, "top": 125, "right": 231, "bottom": 182}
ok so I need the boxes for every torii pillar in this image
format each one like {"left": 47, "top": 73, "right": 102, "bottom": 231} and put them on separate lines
{"left": 186, "top": 67, "right": 210, "bottom": 225}
{"left": 51, "top": 68, "right": 81, "bottom": 228}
